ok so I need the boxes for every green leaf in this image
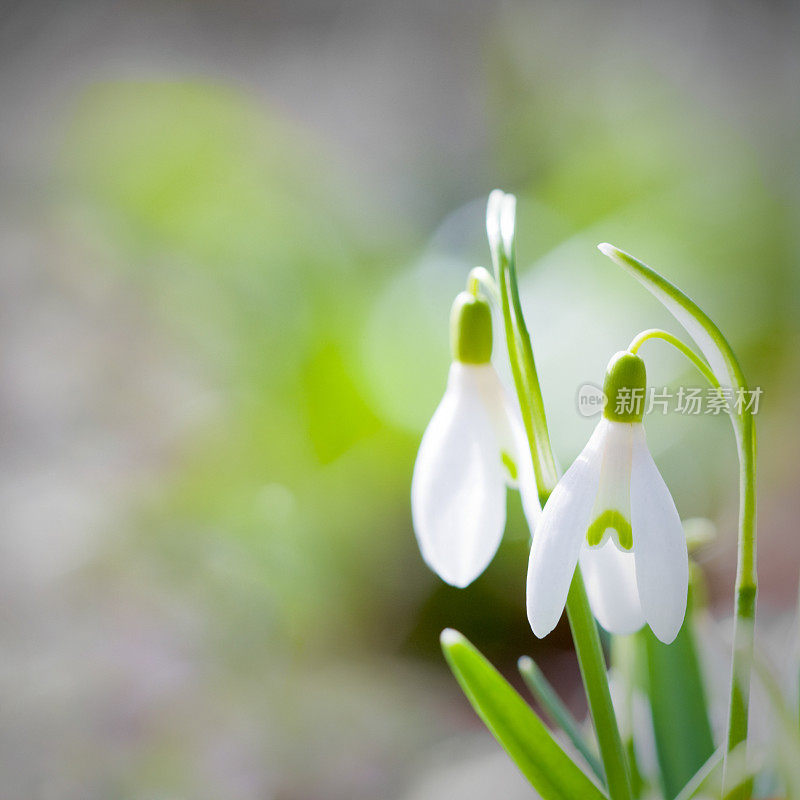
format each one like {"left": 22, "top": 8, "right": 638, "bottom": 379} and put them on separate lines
{"left": 672, "top": 744, "right": 756, "bottom": 800}
{"left": 640, "top": 617, "right": 715, "bottom": 799}
{"left": 441, "top": 629, "right": 607, "bottom": 800}
{"left": 673, "top": 748, "right": 723, "bottom": 800}
{"left": 518, "top": 655, "right": 605, "bottom": 784}
{"left": 596, "top": 244, "right": 747, "bottom": 399}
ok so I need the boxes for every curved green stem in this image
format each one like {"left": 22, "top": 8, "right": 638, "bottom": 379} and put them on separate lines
{"left": 598, "top": 245, "right": 757, "bottom": 800}
{"left": 627, "top": 328, "right": 719, "bottom": 389}
{"left": 488, "top": 192, "right": 632, "bottom": 800}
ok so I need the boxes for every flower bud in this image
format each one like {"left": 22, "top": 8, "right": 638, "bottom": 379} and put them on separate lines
{"left": 602, "top": 351, "right": 647, "bottom": 423}
{"left": 450, "top": 291, "right": 492, "bottom": 364}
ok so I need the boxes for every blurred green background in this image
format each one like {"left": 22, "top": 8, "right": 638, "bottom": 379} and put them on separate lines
{"left": 1, "top": 1, "right": 799, "bottom": 797}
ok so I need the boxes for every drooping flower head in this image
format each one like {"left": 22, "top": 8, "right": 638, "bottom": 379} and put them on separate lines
{"left": 526, "top": 351, "right": 688, "bottom": 643}
{"left": 411, "top": 290, "right": 539, "bottom": 588}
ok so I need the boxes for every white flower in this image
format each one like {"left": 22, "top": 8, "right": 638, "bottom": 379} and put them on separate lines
{"left": 411, "top": 293, "right": 539, "bottom": 588}
{"left": 526, "top": 352, "right": 688, "bottom": 643}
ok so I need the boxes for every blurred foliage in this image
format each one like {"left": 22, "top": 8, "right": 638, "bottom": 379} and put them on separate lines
{"left": 60, "top": 83, "right": 419, "bottom": 656}
{"left": 38, "top": 10, "right": 799, "bottom": 789}
{"left": 58, "top": 54, "right": 798, "bottom": 669}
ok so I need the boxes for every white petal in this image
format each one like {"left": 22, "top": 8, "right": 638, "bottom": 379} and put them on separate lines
{"left": 580, "top": 540, "right": 645, "bottom": 635}
{"left": 411, "top": 363, "right": 507, "bottom": 587}
{"left": 466, "top": 365, "right": 517, "bottom": 459}
{"left": 468, "top": 365, "right": 541, "bottom": 527}
{"left": 630, "top": 425, "right": 689, "bottom": 643}
{"left": 526, "top": 419, "right": 608, "bottom": 637}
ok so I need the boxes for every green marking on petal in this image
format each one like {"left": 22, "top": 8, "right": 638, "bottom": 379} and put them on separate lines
{"left": 587, "top": 509, "right": 633, "bottom": 550}
{"left": 501, "top": 451, "right": 518, "bottom": 481}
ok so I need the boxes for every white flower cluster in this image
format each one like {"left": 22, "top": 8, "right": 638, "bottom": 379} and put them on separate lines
{"left": 411, "top": 198, "right": 690, "bottom": 645}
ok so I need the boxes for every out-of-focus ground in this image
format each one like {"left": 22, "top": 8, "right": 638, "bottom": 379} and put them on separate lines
{"left": 1, "top": 1, "right": 799, "bottom": 797}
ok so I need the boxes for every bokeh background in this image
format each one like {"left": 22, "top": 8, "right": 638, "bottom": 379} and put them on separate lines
{"left": 1, "top": 1, "right": 799, "bottom": 797}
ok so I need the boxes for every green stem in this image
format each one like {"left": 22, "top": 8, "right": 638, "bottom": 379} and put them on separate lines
{"left": 495, "top": 250, "right": 558, "bottom": 501}
{"left": 724, "top": 410, "right": 756, "bottom": 800}
{"left": 566, "top": 569, "right": 633, "bottom": 800}
{"left": 505, "top": 254, "right": 559, "bottom": 496}
{"left": 489, "top": 194, "right": 631, "bottom": 800}
{"left": 627, "top": 328, "right": 719, "bottom": 389}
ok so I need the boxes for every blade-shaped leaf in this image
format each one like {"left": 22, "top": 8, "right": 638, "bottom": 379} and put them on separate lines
{"left": 673, "top": 748, "right": 723, "bottom": 800}
{"left": 641, "top": 618, "right": 715, "bottom": 799}
{"left": 441, "top": 629, "right": 607, "bottom": 800}
{"left": 518, "top": 655, "right": 605, "bottom": 784}
{"left": 672, "top": 743, "right": 757, "bottom": 800}
{"left": 596, "top": 244, "right": 747, "bottom": 399}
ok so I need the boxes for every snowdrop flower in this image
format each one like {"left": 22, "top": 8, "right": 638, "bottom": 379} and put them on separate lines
{"left": 527, "top": 351, "right": 688, "bottom": 643}
{"left": 411, "top": 290, "right": 540, "bottom": 587}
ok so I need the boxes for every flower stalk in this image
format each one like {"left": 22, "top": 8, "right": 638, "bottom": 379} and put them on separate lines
{"left": 487, "top": 192, "right": 558, "bottom": 502}
{"left": 487, "top": 192, "right": 633, "bottom": 800}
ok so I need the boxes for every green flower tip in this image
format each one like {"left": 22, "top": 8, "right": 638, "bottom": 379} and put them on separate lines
{"left": 450, "top": 291, "right": 492, "bottom": 364}
{"left": 597, "top": 242, "right": 617, "bottom": 258}
{"left": 597, "top": 243, "right": 635, "bottom": 271}
{"left": 602, "top": 350, "right": 647, "bottom": 423}
{"left": 440, "top": 628, "right": 463, "bottom": 648}
{"left": 517, "top": 655, "right": 533, "bottom": 672}
{"left": 486, "top": 190, "right": 516, "bottom": 259}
